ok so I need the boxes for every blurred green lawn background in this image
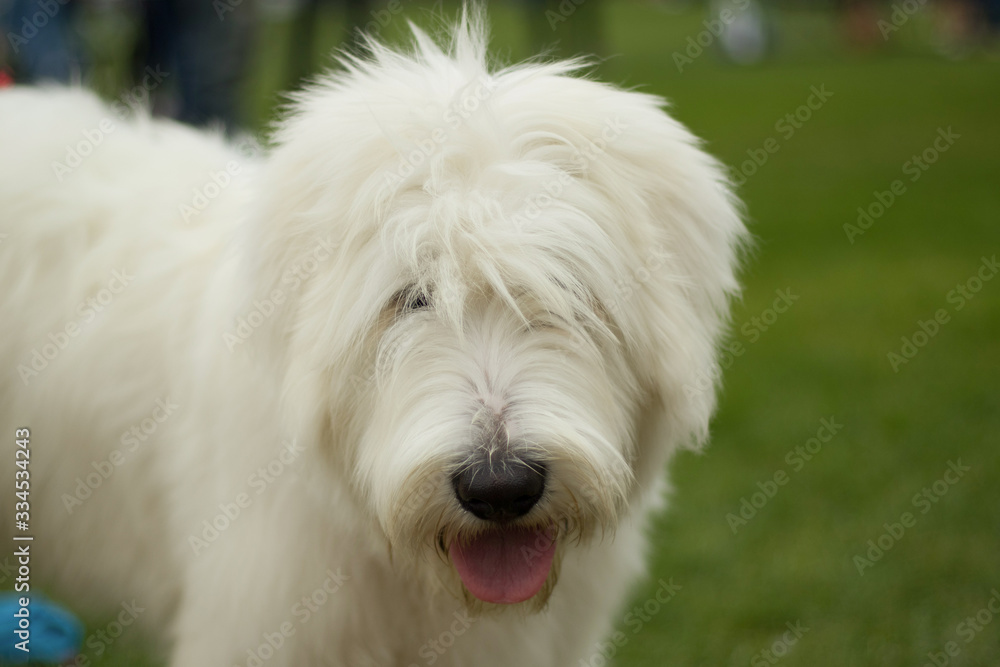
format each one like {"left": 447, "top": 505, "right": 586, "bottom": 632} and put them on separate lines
{"left": 23, "top": 1, "right": 1000, "bottom": 665}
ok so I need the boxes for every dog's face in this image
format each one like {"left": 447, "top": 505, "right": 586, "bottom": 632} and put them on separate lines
{"left": 243, "top": 26, "right": 745, "bottom": 609}
{"left": 352, "top": 238, "right": 641, "bottom": 608}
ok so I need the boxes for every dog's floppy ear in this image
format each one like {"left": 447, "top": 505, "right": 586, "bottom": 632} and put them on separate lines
{"left": 232, "top": 113, "right": 397, "bottom": 437}
{"left": 584, "top": 91, "right": 748, "bottom": 501}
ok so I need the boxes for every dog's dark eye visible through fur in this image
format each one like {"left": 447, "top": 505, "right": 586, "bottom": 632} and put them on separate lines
{"left": 393, "top": 288, "right": 431, "bottom": 315}
{"left": 406, "top": 293, "right": 430, "bottom": 311}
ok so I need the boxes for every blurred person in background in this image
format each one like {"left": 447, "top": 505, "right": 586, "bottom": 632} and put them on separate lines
{"left": 838, "top": 0, "right": 884, "bottom": 49}
{"left": 983, "top": 0, "right": 1000, "bottom": 29}
{"left": 130, "top": 0, "right": 253, "bottom": 132}
{"left": 1, "top": 0, "right": 86, "bottom": 82}
{"left": 713, "top": 0, "right": 771, "bottom": 65}
{"left": 934, "top": 0, "right": 1000, "bottom": 55}
{"left": 837, "top": 0, "right": 1000, "bottom": 54}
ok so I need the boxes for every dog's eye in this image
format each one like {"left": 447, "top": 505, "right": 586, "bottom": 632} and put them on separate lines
{"left": 390, "top": 286, "right": 432, "bottom": 314}
{"left": 406, "top": 293, "right": 430, "bottom": 311}
{"left": 390, "top": 288, "right": 431, "bottom": 316}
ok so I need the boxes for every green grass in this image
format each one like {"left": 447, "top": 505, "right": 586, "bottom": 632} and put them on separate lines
{"left": 14, "top": 2, "right": 1000, "bottom": 665}
{"left": 590, "top": 8, "right": 1000, "bottom": 667}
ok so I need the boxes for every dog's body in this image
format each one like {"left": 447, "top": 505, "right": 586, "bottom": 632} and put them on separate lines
{"left": 0, "top": 17, "right": 745, "bottom": 667}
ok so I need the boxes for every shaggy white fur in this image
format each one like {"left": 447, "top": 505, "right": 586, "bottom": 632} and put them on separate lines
{"left": 0, "top": 12, "right": 746, "bottom": 667}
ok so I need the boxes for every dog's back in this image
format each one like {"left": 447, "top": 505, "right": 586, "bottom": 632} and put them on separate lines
{"left": 0, "top": 86, "right": 248, "bottom": 375}
{"left": 0, "top": 87, "right": 249, "bottom": 628}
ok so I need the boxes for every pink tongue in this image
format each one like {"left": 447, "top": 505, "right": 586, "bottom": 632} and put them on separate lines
{"left": 449, "top": 527, "right": 556, "bottom": 604}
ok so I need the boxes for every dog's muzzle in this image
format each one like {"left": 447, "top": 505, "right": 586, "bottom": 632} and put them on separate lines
{"left": 452, "top": 457, "right": 546, "bottom": 522}
{"left": 448, "top": 455, "right": 555, "bottom": 605}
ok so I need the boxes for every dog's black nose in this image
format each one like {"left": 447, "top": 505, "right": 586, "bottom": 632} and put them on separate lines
{"left": 453, "top": 458, "right": 546, "bottom": 522}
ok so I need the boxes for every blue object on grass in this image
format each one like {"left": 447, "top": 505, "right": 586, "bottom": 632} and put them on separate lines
{"left": 0, "top": 593, "right": 83, "bottom": 664}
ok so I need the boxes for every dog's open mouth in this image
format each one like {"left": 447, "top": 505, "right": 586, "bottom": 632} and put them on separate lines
{"left": 449, "top": 526, "right": 557, "bottom": 604}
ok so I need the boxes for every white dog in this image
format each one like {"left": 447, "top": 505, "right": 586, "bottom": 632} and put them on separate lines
{"left": 0, "top": 12, "right": 745, "bottom": 667}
